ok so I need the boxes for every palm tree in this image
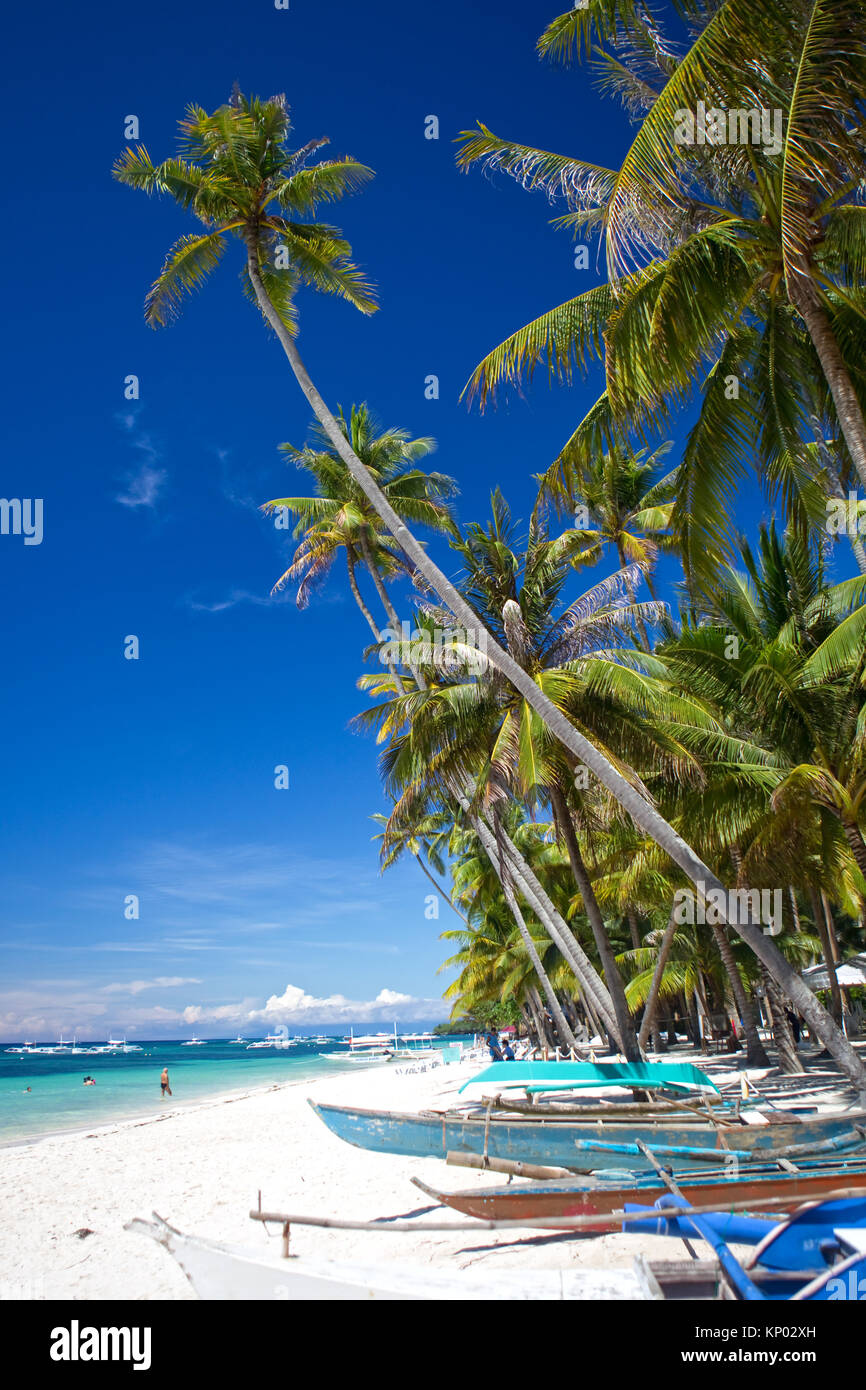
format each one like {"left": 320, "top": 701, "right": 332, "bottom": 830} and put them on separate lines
{"left": 115, "top": 91, "right": 866, "bottom": 1087}
{"left": 458, "top": 4, "right": 866, "bottom": 584}
{"left": 538, "top": 438, "right": 676, "bottom": 647}
{"left": 372, "top": 809, "right": 467, "bottom": 924}
{"left": 659, "top": 525, "right": 866, "bottom": 1058}
{"left": 263, "top": 402, "right": 457, "bottom": 673}
{"left": 365, "top": 493, "right": 743, "bottom": 1061}
{"left": 445, "top": 818, "right": 578, "bottom": 1048}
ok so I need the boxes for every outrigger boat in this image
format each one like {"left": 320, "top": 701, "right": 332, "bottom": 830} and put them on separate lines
{"left": 413, "top": 1153, "right": 866, "bottom": 1229}
{"left": 318, "top": 1029, "right": 396, "bottom": 1064}
{"left": 128, "top": 1192, "right": 866, "bottom": 1301}
{"left": 127, "top": 1213, "right": 640, "bottom": 1300}
{"left": 309, "top": 1099, "right": 866, "bottom": 1173}
{"left": 459, "top": 1060, "right": 720, "bottom": 1097}
{"left": 629, "top": 1194, "right": 866, "bottom": 1301}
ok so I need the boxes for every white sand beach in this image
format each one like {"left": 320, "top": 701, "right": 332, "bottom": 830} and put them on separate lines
{"left": 0, "top": 1053, "right": 859, "bottom": 1300}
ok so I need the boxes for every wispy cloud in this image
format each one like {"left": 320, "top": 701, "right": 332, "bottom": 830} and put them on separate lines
{"left": 185, "top": 588, "right": 286, "bottom": 613}
{"left": 115, "top": 409, "right": 168, "bottom": 509}
{"left": 102, "top": 976, "right": 202, "bottom": 996}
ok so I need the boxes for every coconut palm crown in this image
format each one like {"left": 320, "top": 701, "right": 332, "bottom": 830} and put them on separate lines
{"left": 112, "top": 91, "right": 377, "bottom": 332}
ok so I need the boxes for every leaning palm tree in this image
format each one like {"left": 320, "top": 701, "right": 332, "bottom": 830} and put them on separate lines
{"left": 114, "top": 91, "right": 866, "bottom": 1087}
{"left": 263, "top": 402, "right": 457, "bottom": 650}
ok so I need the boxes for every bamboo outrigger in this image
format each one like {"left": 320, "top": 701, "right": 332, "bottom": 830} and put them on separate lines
{"left": 412, "top": 1154, "right": 866, "bottom": 1229}
{"left": 308, "top": 1098, "right": 866, "bottom": 1172}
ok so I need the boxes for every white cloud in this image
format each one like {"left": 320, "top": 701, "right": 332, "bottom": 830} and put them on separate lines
{"left": 245, "top": 981, "right": 434, "bottom": 1026}
{"left": 0, "top": 977, "right": 441, "bottom": 1039}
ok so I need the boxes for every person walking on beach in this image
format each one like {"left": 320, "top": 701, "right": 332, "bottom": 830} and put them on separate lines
{"left": 160, "top": 1067, "right": 172, "bottom": 1099}
{"left": 484, "top": 1029, "right": 504, "bottom": 1062}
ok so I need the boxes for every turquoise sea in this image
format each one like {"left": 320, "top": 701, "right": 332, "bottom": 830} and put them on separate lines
{"left": 0, "top": 1037, "right": 464, "bottom": 1145}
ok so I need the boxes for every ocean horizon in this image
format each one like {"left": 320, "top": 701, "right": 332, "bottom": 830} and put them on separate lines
{"left": 0, "top": 1033, "right": 467, "bottom": 1145}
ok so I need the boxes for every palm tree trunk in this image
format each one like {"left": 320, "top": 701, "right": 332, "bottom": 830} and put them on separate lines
{"left": 693, "top": 972, "right": 711, "bottom": 1054}
{"left": 527, "top": 986, "right": 555, "bottom": 1050}
{"left": 708, "top": 923, "right": 769, "bottom": 1066}
{"left": 246, "top": 243, "right": 866, "bottom": 1093}
{"left": 346, "top": 550, "right": 406, "bottom": 692}
{"left": 495, "top": 859, "right": 578, "bottom": 1051}
{"left": 466, "top": 806, "right": 621, "bottom": 1041}
{"left": 812, "top": 424, "right": 866, "bottom": 574}
{"left": 489, "top": 819, "right": 621, "bottom": 1039}
{"left": 626, "top": 910, "right": 641, "bottom": 949}
{"left": 413, "top": 851, "right": 467, "bottom": 923}
{"left": 616, "top": 540, "right": 651, "bottom": 650}
{"left": 822, "top": 892, "right": 842, "bottom": 964}
{"left": 842, "top": 818, "right": 866, "bottom": 886}
{"left": 762, "top": 968, "right": 806, "bottom": 1075}
{"left": 638, "top": 905, "right": 678, "bottom": 1050}
{"left": 789, "top": 277, "right": 866, "bottom": 492}
{"left": 808, "top": 885, "right": 843, "bottom": 1026}
{"left": 549, "top": 783, "right": 642, "bottom": 1061}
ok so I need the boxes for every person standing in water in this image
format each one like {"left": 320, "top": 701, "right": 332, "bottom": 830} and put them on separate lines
{"left": 160, "top": 1067, "right": 172, "bottom": 1099}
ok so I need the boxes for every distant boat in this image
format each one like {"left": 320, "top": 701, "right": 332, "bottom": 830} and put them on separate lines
{"left": 181, "top": 1036, "right": 207, "bottom": 1047}
{"left": 319, "top": 1026, "right": 396, "bottom": 1064}
{"left": 86, "top": 1037, "right": 143, "bottom": 1054}
{"left": 228, "top": 1035, "right": 247, "bottom": 1045}
{"left": 246, "top": 1034, "right": 290, "bottom": 1050}
{"left": 391, "top": 1031, "right": 439, "bottom": 1060}
{"left": 4, "top": 1041, "right": 35, "bottom": 1054}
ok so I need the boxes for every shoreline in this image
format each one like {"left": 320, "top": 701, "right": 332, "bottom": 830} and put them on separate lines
{"left": 0, "top": 1051, "right": 859, "bottom": 1300}
{"left": 0, "top": 1064, "right": 375, "bottom": 1153}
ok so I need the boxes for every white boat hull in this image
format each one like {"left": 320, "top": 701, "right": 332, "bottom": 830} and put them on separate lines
{"left": 128, "top": 1216, "right": 641, "bottom": 1300}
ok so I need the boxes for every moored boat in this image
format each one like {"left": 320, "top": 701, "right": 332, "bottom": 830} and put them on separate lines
{"left": 127, "top": 1213, "right": 640, "bottom": 1300}
{"left": 308, "top": 1099, "right": 866, "bottom": 1172}
{"left": 459, "top": 1059, "right": 721, "bottom": 1097}
{"left": 631, "top": 1194, "right": 866, "bottom": 1301}
{"left": 412, "top": 1154, "right": 866, "bottom": 1229}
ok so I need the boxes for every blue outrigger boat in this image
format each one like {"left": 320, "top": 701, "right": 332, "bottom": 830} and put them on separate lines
{"left": 629, "top": 1195, "right": 866, "bottom": 1300}
{"left": 308, "top": 1100, "right": 866, "bottom": 1173}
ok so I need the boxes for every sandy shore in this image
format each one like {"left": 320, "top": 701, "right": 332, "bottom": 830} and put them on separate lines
{"left": 0, "top": 1052, "right": 858, "bottom": 1300}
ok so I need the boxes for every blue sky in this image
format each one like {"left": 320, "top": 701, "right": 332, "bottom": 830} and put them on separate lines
{"left": 1, "top": 0, "right": 855, "bottom": 1039}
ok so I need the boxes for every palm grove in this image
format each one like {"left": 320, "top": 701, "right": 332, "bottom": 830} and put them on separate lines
{"left": 113, "top": 0, "right": 866, "bottom": 1086}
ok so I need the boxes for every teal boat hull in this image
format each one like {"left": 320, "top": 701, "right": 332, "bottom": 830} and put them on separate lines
{"left": 308, "top": 1100, "right": 866, "bottom": 1172}
{"left": 460, "top": 1060, "right": 720, "bottom": 1096}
